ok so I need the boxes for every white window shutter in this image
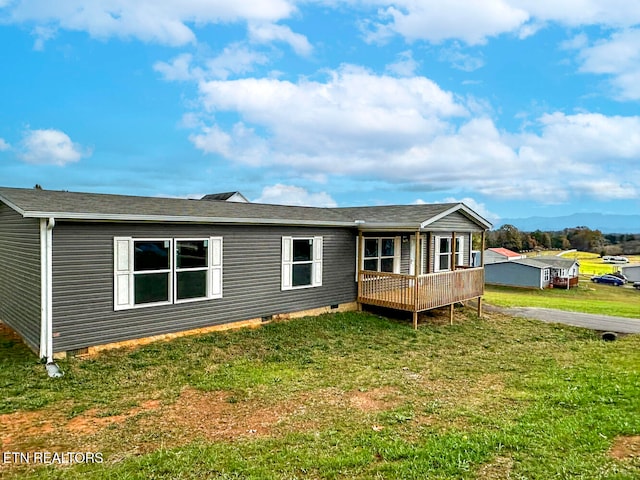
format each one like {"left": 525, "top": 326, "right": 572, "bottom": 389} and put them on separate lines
{"left": 313, "top": 236, "right": 323, "bottom": 287}
{"left": 114, "top": 237, "right": 133, "bottom": 310}
{"left": 282, "top": 237, "right": 293, "bottom": 290}
{"left": 209, "top": 237, "right": 223, "bottom": 298}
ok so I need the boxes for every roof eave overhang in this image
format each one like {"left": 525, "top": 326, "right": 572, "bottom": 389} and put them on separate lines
{"left": 20, "top": 211, "right": 358, "bottom": 228}
{"left": 0, "top": 195, "right": 27, "bottom": 217}
{"left": 420, "top": 203, "right": 492, "bottom": 230}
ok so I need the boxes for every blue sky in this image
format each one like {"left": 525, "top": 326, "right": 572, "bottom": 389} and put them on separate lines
{"left": 1, "top": 1, "right": 640, "bottom": 223}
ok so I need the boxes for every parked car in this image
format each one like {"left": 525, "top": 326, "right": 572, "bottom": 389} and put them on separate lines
{"left": 609, "top": 271, "right": 629, "bottom": 283}
{"left": 634, "top": 282, "right": 640, "bottom": 291}
{"left": 591, "top": 274, "right": 624, "bottom": 286}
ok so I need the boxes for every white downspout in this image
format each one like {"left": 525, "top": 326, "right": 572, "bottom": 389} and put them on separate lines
{"left": 46, "top": 217, "right": 54, "bottom": 363}
{"left": 40, "top": 217, "right": 62, "bottom": 377}
{"left": 39, "top": 219, "right": 47, "bottom": 359}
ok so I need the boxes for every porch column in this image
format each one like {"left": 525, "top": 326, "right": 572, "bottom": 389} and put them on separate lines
{"left": 357, "top": 231, "right": 363, "bottom": 305}
{"left": 413, "top": 230, "right": 420, "bottom": 330}
{"left": 451, "top": 232, "right": 456, "bottom": 271}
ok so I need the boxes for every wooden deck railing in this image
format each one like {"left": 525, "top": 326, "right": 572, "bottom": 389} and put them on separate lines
{"left": 358, "top": 267, "right": 484, "bottom": 312}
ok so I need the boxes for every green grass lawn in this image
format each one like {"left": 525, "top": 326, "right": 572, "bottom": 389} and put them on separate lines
{"left": 484, "top": 280, "right": 640, "bottom": 318}
{"left": 1, "top": 310, "right": 639, "bottom": 479}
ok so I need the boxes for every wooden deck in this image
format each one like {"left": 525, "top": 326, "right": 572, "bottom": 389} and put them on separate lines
{"left": 357, "top": 267, "right": 485, "bottom": 313}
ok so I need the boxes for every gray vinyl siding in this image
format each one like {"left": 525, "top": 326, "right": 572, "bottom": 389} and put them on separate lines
{"left": 485, "top": 262, "right": 546, "bottom": 289}
{"left": 621, "top": 266, "right": 640, "bottom": 282}
{"left": 429, "top": 211, "right": 485, "bottom": 232}
{"left": 0, "top": 204, "right": 41, "bottom": 352}
{"left": 51, "top": 222, "right": 357, "bottom": 352}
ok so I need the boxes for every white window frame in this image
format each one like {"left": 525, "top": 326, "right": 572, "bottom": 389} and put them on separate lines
{"left": 132, "top": 238, "right": 173, "bottom": 308}
{"left": 114, "top": 236, "right": 223, "bottom": 311}
{"left": 282, "top": 236, "right": 323, "bottom": 290}
{"left": 435, "top": 236, "right": 452, "bottom": 272}
{"left": 360, "top": 236, "right": 401, "bottom": 274}
{"left": 434, "top": 235, "right": 465, "bottom": 272}
{"left": 174, "top": 238, "right": 223, "bottom": 304}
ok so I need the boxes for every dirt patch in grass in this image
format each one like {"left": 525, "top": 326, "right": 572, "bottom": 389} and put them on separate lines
{"left": 609, "top": 435, "right": 640, "bottom": 461}
{"left": 347, "top": 387, "right": 400, "bottom": 412}
{"left": 475, "top": 456, "right": 514, "bottom": 479}
{"left": 140, "top": 388, "right": 293, "bottom": 442}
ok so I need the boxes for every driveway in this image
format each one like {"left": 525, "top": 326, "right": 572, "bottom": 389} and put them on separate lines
{"left": 496, "top": 306, "right": 640, "bottom": 334}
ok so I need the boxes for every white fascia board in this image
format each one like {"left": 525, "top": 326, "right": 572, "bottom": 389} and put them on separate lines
{"left": 420, "top": 203, "right": 492, "bottom": 230}
{"left": 0, "top": 195, "right": 27, "bottom": 217}
{"left": 21, "top": 211, "right": 357, "bottom": 227}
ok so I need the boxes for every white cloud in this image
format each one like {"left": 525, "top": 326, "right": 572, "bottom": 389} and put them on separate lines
{"left": 513, "top": 0, "right": 640, "bottom": 28}
{"left": 0, "top": 138, "right": 10, "bottom": 151}
{"left": 254, "top": 184, "right": 337, "bottom": 207}
{"left": 385, "top": 50, "right": 419, "bottom": 77}
{"left": 438, "top": 43, "right": 485, "bottom": 72}
{"left": 155, "top": 46, "right": 271, "bottom": 82}
{"left": 442, "top": 197, "right": 500, "bottom": 222}
{"left": 360, "top": 1, "right": 640, "bottom": 52}
{"left": 188, "top": 66, "right": 640, "bottom": 202}
{"left": 4, "top": 0, "right": 296, "bottom": 46}
{"left": 19, "top": 129, "right": 90, "bottom": 166}
{"left": 205, "top": 44, "right": 271, "bottom": 80}
{"left": 574, "top": 28, "right": 640, "bottom": 100}
{"left": 248, "top": 22, "right": 312, "bottom": 56}
{"left": 154, "top": 53, "right": 200, "bottom": 82}
{"left": 569, "top": 179, "right": 638, "bottom": 199}
{"left": 366, "top": 0, "right": 530, "bottom": 45}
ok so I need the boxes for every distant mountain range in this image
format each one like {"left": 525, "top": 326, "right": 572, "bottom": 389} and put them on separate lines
{"left": 494, "top": 213, "right": 640, "bottom": 234}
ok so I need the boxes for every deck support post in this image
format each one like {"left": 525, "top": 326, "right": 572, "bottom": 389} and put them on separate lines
{"left": 357, "top": 231, "right": 363, "bottom": 303}
{"left": 413, "top": 230, "right": 421, "bottom": 329}
{"left": 477, "top": 296, "right": 482, "bottom": 317}
{"left": 452, "top": 232, "right": 456, "bottom": 271}
{"left": 449, "top": 303, "right": 454, "bottom": 325}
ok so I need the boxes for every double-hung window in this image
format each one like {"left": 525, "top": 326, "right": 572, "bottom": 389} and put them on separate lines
{"left": 133, "top": 239, "right": 172, "bottom": 305}
{"left": 114, "top": 236, "right": 223, "bottom": 310}
{"left": 362, "top": 237, "right": 399, "bottom": 273}
{"left": 282, "top": 237, "right": 323, "bottom": 290}
{"left": 434, "top": 235, "right": 465, "bottom": 272}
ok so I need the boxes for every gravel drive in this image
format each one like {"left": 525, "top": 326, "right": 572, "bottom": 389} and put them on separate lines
{"left": 497, "top": 306, "right": 640, "bottom": 334}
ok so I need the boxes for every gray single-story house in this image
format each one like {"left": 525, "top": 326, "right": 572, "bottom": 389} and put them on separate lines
{"left": 620, "top": 265, "right": 640, "bottom": 282}
{"left": 0, "top": 186, "right": 491, "bottom": 362}
{"left": 485, "top": 255, "right": 580, "bottom": 289}
{"left": 485, "top": 258, "right": 552, "bottom": 289}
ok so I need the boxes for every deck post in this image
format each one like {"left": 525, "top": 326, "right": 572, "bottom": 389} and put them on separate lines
{"left": 477, "top": 296, "right": 482, "bottom": 317}
{"left": 357, "top": 231, "right": 363, "bottom": 304}
{"left": 449, "top": 303, "right": 454, "bottom": 325}
{"left": 452, "top": 232, "right": 456, "bottom": 271}
{"left": 413, "top": 230, "right": 421, "bottom": 329}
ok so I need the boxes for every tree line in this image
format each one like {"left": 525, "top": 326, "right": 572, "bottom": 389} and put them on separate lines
{"left": 486, "top": 225, "right": 640, "bottom": 255}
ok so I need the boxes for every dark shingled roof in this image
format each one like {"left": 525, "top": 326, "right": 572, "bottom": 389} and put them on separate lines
{"left": 0, "top": 186, "right": 491, "bottom": 230}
